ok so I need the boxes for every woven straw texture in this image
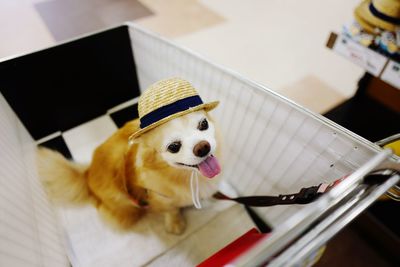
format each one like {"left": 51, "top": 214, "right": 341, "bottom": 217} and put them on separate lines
{"left": 138, "top": 78, "right": 198, "bottom": 118}
{"left": 355, "top": 0, "right": 400, "bottom": 32}
{"left": 129, "top": 77, "right": 218, "bottom": 139}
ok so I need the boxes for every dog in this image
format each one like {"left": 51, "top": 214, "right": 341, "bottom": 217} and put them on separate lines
{"left": 37, "top": 78, "right": 221, "bottom": 235}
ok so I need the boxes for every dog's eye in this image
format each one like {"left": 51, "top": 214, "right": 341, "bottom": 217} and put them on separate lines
{"left": 198, "top": 118, "right": 208, "bottom": 131}
{"left": 167, "top": 141, "right": 181, "bottom": 153}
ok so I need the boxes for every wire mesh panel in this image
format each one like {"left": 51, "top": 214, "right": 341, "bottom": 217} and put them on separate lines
{"left": 0, "top": 23, "right": 388, "bottom": 267}
{"left": 128, "top": 24, "right": 380, "bottom": 227}
{"left": 0, "top": 94, "right": 69, "bottom": 267}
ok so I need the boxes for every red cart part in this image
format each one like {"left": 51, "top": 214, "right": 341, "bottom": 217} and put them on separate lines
{"left": 197, "top": 228, "right": 269, "bottom": 267}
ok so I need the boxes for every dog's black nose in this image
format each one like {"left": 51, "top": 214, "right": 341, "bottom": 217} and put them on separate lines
{"left": 193, "top": 141, "right": 210, "bottom": 157}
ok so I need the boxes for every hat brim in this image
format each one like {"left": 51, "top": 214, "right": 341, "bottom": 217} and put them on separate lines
{"left": 354, "top": 9, "right": 377, "bottom": 34}
{"left": 355, "top": 0, "right": 398, "bottom": 32}
{"left": 129, "top": 101, "right": 219, "bottom": 140}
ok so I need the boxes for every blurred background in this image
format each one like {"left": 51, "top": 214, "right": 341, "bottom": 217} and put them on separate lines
{"left": 0, "top": 0, "right": 364, "bottom": 113}
{"left": 0, "top": 0, "right": 398, "bottom": 266}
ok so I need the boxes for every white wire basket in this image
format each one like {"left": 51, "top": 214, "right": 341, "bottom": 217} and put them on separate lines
{"left": 0, "top": 23, "right": 399, "bottom": 267}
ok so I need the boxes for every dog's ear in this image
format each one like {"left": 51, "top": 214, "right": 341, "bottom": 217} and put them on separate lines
{"left": 126, "top": 138, "right": 163, "bottom": 168}
{"left": 141, "top": 146, "right": 158, "bottom": 166}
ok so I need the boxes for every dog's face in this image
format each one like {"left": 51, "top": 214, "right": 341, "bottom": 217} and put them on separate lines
{"left": 141, "top": 110, "right": 221, "bottom": 178}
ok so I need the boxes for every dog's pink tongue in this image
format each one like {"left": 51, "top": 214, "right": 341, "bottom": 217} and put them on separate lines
{"left": 198, "top": 156, "right": 221, "bottom": 178}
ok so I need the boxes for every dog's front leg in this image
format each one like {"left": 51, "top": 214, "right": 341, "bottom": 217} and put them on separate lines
{"left": 164, "top": 208, "right": 186, "bottom": 235}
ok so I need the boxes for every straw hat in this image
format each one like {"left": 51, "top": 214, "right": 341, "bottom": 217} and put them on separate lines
{"left": 354, "top": 10, "right": 378, "bottom": 33}
{"left": 355, "top": 0, "right": 400, "bottom": 32}
{"left": 129, "top": 78, "right": 219, "bottom": 140}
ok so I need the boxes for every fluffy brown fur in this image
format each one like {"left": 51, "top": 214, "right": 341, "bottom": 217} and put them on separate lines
{"left": 38, "top": 115, "right": 220, "bottom": 234}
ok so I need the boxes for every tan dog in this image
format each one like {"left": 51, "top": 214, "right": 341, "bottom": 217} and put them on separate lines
{"left": 38, "top": 78, "right": 221, "bottom": 234}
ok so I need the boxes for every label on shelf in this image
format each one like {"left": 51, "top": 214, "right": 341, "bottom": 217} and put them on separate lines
{"left": 333, "top": 35, "right": 388, "bottom": 76}
{"left": 381, "top": 60, "right": 400, "bottom": 90}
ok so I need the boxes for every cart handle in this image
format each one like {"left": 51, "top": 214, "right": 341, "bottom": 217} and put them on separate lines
{"left": 376, "top": 133, "right": 400, "bottom": 201}
{"left": 375, "top": 133, "right": 400, "bottom": 147}
{"left": 275, "top": 172, "right": 400, "bottom": 267}
{"left": 232, "top": 150, "right": 398, "bottom": 267}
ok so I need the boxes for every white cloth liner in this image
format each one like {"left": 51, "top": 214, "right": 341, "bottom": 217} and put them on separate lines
{"left": 57, "top": 201, "right": 236, "bottom": 267}
{"left": 57, "top": 113, "right": 236, "bottom": 267}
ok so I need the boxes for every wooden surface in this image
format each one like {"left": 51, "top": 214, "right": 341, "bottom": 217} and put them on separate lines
{"left": 366, "top": 76, "right": 400, "bottom": 114}
{"left": 315, "top": 224, "right": 395, "bottom": 267}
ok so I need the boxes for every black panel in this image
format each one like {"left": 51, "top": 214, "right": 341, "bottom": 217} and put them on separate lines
{"left": 368, "top": 201, "right": 400, "bottom": 237}
{"left": 324, "top": 88, "right": 400, "bottom": 251}
{"left": 324, "top": 94, "right": 400, "bottom": 142}
{"left": 110, "top": 103, "right": 139, "bottom": 128}
{"left": 0, "top": 25, "right": 140, "bottom": 140}
{"left": 38, "top": 135, "right": 73, "bottom": 160}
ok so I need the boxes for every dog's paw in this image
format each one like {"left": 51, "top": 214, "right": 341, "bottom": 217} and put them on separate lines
{"left": 165, "top": 217, "right": 186, "bottom": 235}
{"left": 164, "top": 210, "right": 186, "bottom": 235}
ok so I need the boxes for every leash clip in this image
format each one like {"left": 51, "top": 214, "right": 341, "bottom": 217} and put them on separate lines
{"left": 296, "top": 186, "right": 320, "bottom": 204}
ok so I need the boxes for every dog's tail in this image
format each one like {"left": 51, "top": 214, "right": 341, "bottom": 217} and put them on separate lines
{"left": 37, "top": 147, "right": 93, "bottom": 205}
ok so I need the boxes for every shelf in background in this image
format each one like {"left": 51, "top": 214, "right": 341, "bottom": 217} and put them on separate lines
{"left": 326, "top": 32, "right": 400, "bottom": 90}
{"left": 324, "top": 34, "right": 400, "bottom": 264}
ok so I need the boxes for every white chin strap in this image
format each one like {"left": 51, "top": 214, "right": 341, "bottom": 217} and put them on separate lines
{"left": 190, "top": 170, "right": 202, "bottom": 209}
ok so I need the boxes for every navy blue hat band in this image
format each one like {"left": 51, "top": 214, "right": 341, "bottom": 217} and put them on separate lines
{"left": 140, "top": 95, "right": 204, "bottom": 128}
{"left": 369, "top": 3, "right": 400, "bottom": 25}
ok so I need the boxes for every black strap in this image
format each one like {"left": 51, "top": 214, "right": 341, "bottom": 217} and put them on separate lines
{"left": 213, "top": 185, "right": 322, "bottom": 207}
{"left": 213, "top": 170, "right": 398, "bottom": 207}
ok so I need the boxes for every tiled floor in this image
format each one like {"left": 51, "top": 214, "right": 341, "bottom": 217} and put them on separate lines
{"left": 279, "top": 75, "right": 346, "bottom": 114}
{"left": 35, "top": 0, "right": 153, "bottom": 41}
{"left": 175, "top": 0, "right": 365, "bottom": 99}
{"left": 0, "top": 0, "right": 364, "bottom": 111}
{"left": 136, "top": 0, "right": 224, "bottom": 38}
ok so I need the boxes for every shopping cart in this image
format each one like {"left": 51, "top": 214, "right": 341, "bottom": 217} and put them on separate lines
{"left": 0, "top": 23, "right": 398, "bottom": 267}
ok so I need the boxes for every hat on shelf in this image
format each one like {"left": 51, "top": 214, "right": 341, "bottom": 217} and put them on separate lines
{"left": 355, "top": 0, "right": 400, "bottom": 32}
{"left": 354, "top": 9, "right": 378, "bottom": 33}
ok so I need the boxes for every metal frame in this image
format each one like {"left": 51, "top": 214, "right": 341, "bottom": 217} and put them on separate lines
{"left": 127, "top": 24, "right": 400, "bottom": 266}
{"left": 232, "top": 150, "right": 399, "bottom": 266}
{"left": 2, "top": 22, "right": 398, "bottom": 266}
{"left": 376, "top": 134, "right": 400, "bottom": 201}
{"left": 127, "top": 23, "right": 386, "bottom": 157}
{"left": 273, "top": 173, "right": 399, "bottom": 266}
{"left": 0, "top": 23, "right": 389, "bottom": 157}
{"left": 376, "top": 133, "right": 400, "bottom": 148}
